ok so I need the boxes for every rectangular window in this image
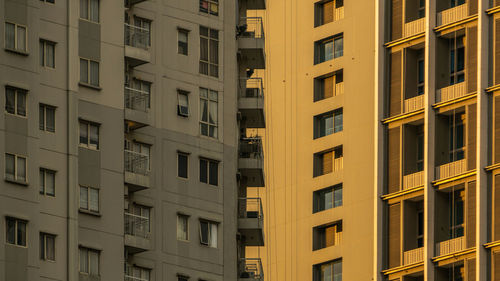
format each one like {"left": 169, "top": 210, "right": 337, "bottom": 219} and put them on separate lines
{"left": 199, "top": 0, "right": 219, "bottom": 15}
{"left": 40, "top": 0, "right": 55, "bottom": 3}
{"left": 315, "top": 0, "right": 344, "bottom": 27}
{"left": 125, "top": 265, "right": 151, "bottom": 281}
{"left": 313, "top": 147, "right": 343, "bottom": 177}
{"left": 6, "top": 217, "right": 27, "bottom": 246}
{"left": 126, "top": 204, "right": 151, "bottom": 237}
{"left": 199, "top": 158, "right": 218, "bottom": 186}
{"left": 448, "top": 112, "right": 465, "bottom": 162}
{"left": 5, "top": 153, "right": 27, "bottom": 183}
{"left": 199, "top": 88, "right": 218, "bottom": 138}
{"left": 314, "top": 109, "right": 343, "bottom": 139}
{"left": 5, "top": 22, "right": 27, "bottom": 52}
{"left": 129, "top": 79, "right": 151, "bottom": 108}
{"left": 178, "top": 29, "right": 189, "bottom": 55}
{"left": 39, "top": 233, "right": 55, "bottom": 261}
{"left": 39, "top": 168, "right": 56, "bottom": 196}
{"left": 313, "top": 184, "right": 342, "bottom": 213}
{"left": 449, "top": 189, "right": 465, "bottom": 238}
{"left": 199, "top": 220, "right": 218, "bottom": 248}
{"left": 39, "top": 104, "right": 56, "bottom": 132}
{"left": 313, "top": 221, "right": 342, "bottom": 250}
{"left": 79, "top": 186, "right": 99, "bottom": 213}
{"left": 177, "top": 214, "right": 189, "bottom": 241}
{"left": 39, "top": 40, "right": 55, "bottom": 68}
{"left": 178, "top": 153, "right": 189, "bottom": 178}
{"left": 416, "top": 202, "right": 424, "bottom": 247}
{"left": 177, "top": 90, "right": 189, "bottom": 116}
{"left": 5, "top": 87, "right": 27, "bottom": 117}
{"left": 449, "top": 36, "right": 465, "bottom": 85}
{"left": 80, "top": 58, "right": 99, "bottom": 87}
{"left": 79, "top": 247, "right": 99, "bottom": 276}
{"left": 133, "top": 17, "right": 151, "bottom": 47}
{"left": 178, "top": 275, "right": 189, "bottom": 281}
{"left": 80, "top": 0, "right": 99, "bottom": 23}
{"left": 199, "top": 26, "right": 219, "bottom": 77}
{"left": 417, "top": 59, "right": 425, "bottom": 95}
{"left": 314, "top": 71, "right": 343, "bottom": 102}
{"left": 314, "top": 259, "right": 342, "bottom": 281}
{"left": 125, "top": 140, "right": 151, "bottom": 172}
{"left": 315, "top": 34, "right": 343, "bottom": 64}
{"left": 79, "top": 120, "right": 99, "bottom": 150}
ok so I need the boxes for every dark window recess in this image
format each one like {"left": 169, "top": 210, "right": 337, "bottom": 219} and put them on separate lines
{"left": 178, "top": 153, "right": 188, "bottom": 178}
{"left": 313, "top": 184, "right": 343, "bottom": 213}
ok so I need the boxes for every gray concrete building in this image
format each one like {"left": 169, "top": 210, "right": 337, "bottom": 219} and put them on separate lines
{"left": 0, "top": 0, "right": 266, "bottom": 280}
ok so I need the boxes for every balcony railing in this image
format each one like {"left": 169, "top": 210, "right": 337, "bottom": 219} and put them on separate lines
{"left": 403, "top": 171, "right": 424, "bottom": 190}
{"left": 333, "top": 157, "right": 343, "bottom": 172}
{"left": 436, "top": 236, "right": 465, "bottom": 256}
{"left": 124, "top": 212, "right": 150, "bottom": 239}
{"left": 404, "top": 94, "right": 425, "bottom": 113}
{"left": 335, "top": 82, "right": 344, "bottom": 96}
{"left": 404, "top": 247, "right": 424, "bottom": 265}
{"left": 125, "top": 87, "right": 150, "bottom": 112}
{"left": 437, "top": 4, "right": 468, "bottom": 26}
{"left": 404, "top": 18, "right": 425, "bottom": 37}
{"left": 238, "top": 198, "right": 263, "bottom": 219}
{"left": 239, "top": 258, "right": 263, "bottom": 280}
{"left": 435, "top": 159, "right": 466, "bottom": 180}
{"left": 125, "top": 24, "right": 150, "bottom": 50}
{"left": 124, "top": 150, "right": 149, "bottom": 175}
{"left": 238, "top": 17, "right": 264, "bottom": 39}
{"left": 240, "top": 78, "right": 264, "bottom": 98}
{"left": 125, "top": 264, "right": 149, "bottom": 281}
{"left": 334, "top": 6, "right": 344, "bottom": 21}
{"left": 240, "top": 137, "right": 263, "bottom": 159}
{"left": 436, "top": 82, "right": 467, "bottom": 103}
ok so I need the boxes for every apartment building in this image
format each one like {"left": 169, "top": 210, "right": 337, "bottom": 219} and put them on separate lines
{"left": 0, "top": 0, "right": 266, "bottom": 281}
{"left": 374, "top": 0, "right": 500, "bottom": 280}
{"left": 246, "top": 0, "right": 376, "bottom": 280}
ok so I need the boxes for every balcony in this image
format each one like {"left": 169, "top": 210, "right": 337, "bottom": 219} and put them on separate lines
{"left": 124, "top": 87, "right": 152, "bottom": 130}
{"left": 124, "top": 150, "right": 150, "bottom": 190}
{"left": 241, "top": 0, "right": 266, "bottom": 9}
{"left": 435, "top": 159, "right": 466, "bottom": 180}
{"left": 239, "top": 258, "right": 264, "bottom": 281}
{"left": 436, "top": 82, "right": 467, "bottom": 103}
{"left": 124, "top": 212, "right": 151, "bottom": 254}
{"left": 237, "top": 17, "right": 266, "bottom": 69}
{"left": 124, "top": 24, "right": 151, "bottom": 67}
{"left": 403, "top": 247, "right": 424, "bottom": 265}
{"left": 238, "top": 198, "right": 264, "bottom": 246}
{"left": 436, "top": 236, "right": 465, "bottom": 256}
{"left": 404, "top": 94, "right": 425, "bottom": 113}
{"left": 239, "top": 137, "right": 265, "bottom": 187}
{"left": 437, "top": 4, "right": 468, "bottom": 27}
{"left": 239, "top": 78, "right": 265, "bottom": 128}
{"left": 124, "top": 264, "right": 149, "bottom": 281}
{"left": 404, "top": 18, "right": 425, "bottom": 38}
{"left": 403, "top": 171, "right": 424, "bottom": 190}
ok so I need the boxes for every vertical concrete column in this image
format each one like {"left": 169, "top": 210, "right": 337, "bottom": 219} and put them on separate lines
{"left": 476, "top": 0, "right": 489, "bottom": 279}
{"left": 424, "top": 0, "right": 436, "bottom": 279}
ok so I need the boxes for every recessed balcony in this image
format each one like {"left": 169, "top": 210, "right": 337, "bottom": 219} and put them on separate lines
{"left": 125, "top": 24, "right": 151, "bottom": 67}
{"left": 404, "top": 94, "right": 425, "bottom": 113}
{"left": 436, "top": 236, "right": 465, "bottom": 256}
{"left": 436, "top": 82, "right": 467, "bottom": 103}
{"left": 404, "top": 18, "right": 425, "bottom": 38}
{"left": 124, "top": 150, "right": 150, "bottom": 190}
{"left": 125, "top": 86, "right": 152, "bottom": 130}
{"left": 238, "top": 198, "right": 264, "bottom": 246}
{"left": 435, "top": 159, "right": 466, "bottom": 180}
{"left": 238, "top": 258, "right": 264, "bottom": 281}
{"left": 403, "top": 247, "right": 424, "bottom": 265}
{"left": 237, "top": 17, "right": 266, "bottom": 69}
{"left": 239, "top": 137, "right": 265, "bottom": 187}
{"left": 403, "top": 171, "right": 424, "bottom": 190}
{"left": 239, "top": 78, "right": 265, "bottom": 128}
{"left": 437, "top": 4, "right": 468, "bottom": 27}
{"left": 124, "top": 212, "right": 151, "bottom": 254}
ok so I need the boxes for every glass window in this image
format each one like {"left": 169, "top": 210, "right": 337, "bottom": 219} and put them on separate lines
{"left": 199, "top": 88, "right": 218, "bottom": 138}
{"left": 314, "top": 260, "right": 342, "bottom": 281}
{"left": 178, "top": 29, "right": 188, "bottom": 55}
{"left": 316, "top": 34, "right": 343, "bottom": 64}
{"left": 80, "top": 58, "right": 99, "bottom": 87}
{"left": 40, "top": 233, "right": 56, "bottom": 261}
{"left": 79, "top": 186, "right": 99, "bottom": 213}
{"left": 314, "top": 184, "right": 342, "bottom": 213}
{"left": 199, "top": 26, "right": 219, "bottom": 77}
{"left": 5, "top": 153, "right": 27, "bottom": 183}
{"left": 79, "top": 120, "right": 99, "bottom": 149}
{"left": 80, "top": 0, "right": 99, "bottom": 23}
{"left": 333, "top": 36, "right": 343, "bottom": 58}
{"left": 79, "top": 247, "right": 99, "bottom": 275}
{"left": 199, "top": 0, "right": 219, "bottom": 16}
{"left": 39, "top": 168, "right": 56, "bottom": 196}
{"left": 178, "top": 153, "right": 188, "bottom": 178}
{"left": 5, "top": 87, "right": 27, "bottom": 117}
{"left": 5, "top": 23, "right": 27, "bottom": 52}
{"left": 199, "top": 158, "right": 218, "bottom": 185}
{"left": 39, "top": 104, "right": 56, "bottom": 132}
{"left": 5, "top": 22, "right": 15, "bottom": 50}
{"left": 6, "top": 217, "right": 27, "bottom": 246}
{"left": 449, "top": 36, "right": 465, "bottom": 85}
{"left": 40, "top": 40, "right": 55, "bottom": 68}
{"left": 199, "top": 220, "right": 217, "bottom": 247}
{"left": 177, "top": 90, "right": 189, "bottom": 116}
{"left": 315, "top": 109, "right": 343, "bottom": 138}
{"left": 177, "top": 214, "right": 189, "bottom": 241}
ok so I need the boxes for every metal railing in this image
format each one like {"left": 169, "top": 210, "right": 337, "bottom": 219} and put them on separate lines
{"left": 239, "top": 78, "right": 264, "bottom": 98}
{"left": 240, "top": 137, "right": 263, "bottom": 159}
{"left": 125, "top": 23, "right": 150, "bottom": 50}
{"left": 334, "top": 6, "right": 344, "bottom": 21}
{"left": 435, "top": 159, "right": 466, "bottom": 180}
{"left": 404, "top": 94, "right": 425, "bottom": 113}
{"left": 335, "top": 82, "right": 344, "bottom": 96}
{"left": 125, "top": 264, "right": 149, "bottom": 281}
{"left": 125, "top": 87, "right": 150, "bottom": 112}
{"left": 333, "top": 157, "right": 344, "bottom": 172}
{"left": 239, "top": 258, "right": 263, "bottom": 280}
{"left": 404, "top": 18, "right": 425, "bottom": 38}
{"left": 124, "top": 212, "right": 150, "bottom": 239}
{"left": 403, "top": 247, "right": 424, "bottom": 265}
{"left": 403, "top": 171, "right": 424, "bottom": 190}
{"left": 436, "top": 82, "right": 467, "bottom": 103}
{"left": 436, "top": 236, "right": 465, "bottom": 256}
{"left": 437, "top": 4, "right": 468, "bottom": 26}
{"left": 124, "top": 150, "right": 149, "bottom": 175}
{"left": 238, "top": 17, "right": 264, "bottom": 39}
{"left": 238, "top": 198, "right": 263, "bottom": 220}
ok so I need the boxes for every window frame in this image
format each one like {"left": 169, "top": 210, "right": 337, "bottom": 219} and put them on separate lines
{"left": 39, "top": 39, "right": 55, "bottom": 68}
{"left": 5, "top": 86, "right": 27, "bottom": 117}
{"left": 39, "top": 104, "right": 56, "bottom": 132}
{"left": 178, "top": 28, "right": 189, "bottom": 55}
{"left": 39, "top": 232, "right": 56, "bottom": 261}
{"left": 315, "top": 34, "right": 343, "bottom": 64}
{"left": 39, "top": 168, "right": 56, "bottom": 196}
{"left": 199, "top": 0, "right": 219, "bottom": 16}
{"left": 313, "top": 184, "right": 342, "bottom": 213}
{"left": 199, "top": 88, "right": 218, "bottom": 138}
{"left": 199, "top": 220, "right": 218, "bottom": 248}
{"left": 199, "top": 26, "right": 219, "bottom": 78}
{"left": 79, "top": 247, "right": 100, "bottom": 276}
{"left": 79, "top": 57, "right": 100, "bottom": 87}
{"left": 177, "top": 90, "right": 190, "bottom": 117}
{"left": 6, "top": 217, "right": 27, "bottom": 247}
{"left": 177, "top": 152, "right": 189, "bottom": 179}
{"left": 4, "top": 22, "right": 28, "bottom": 53}
{"left": 199, "top": 158, "right": 219, "bottom": 186}
{"left": 79, "top": 185, "right": 100, "bottom": 214}
{"left": 40, "top": 0, "right": 55, "bottom": 3}
{"left": 177, "top": 214, "right": 189, "bottom": 241}
{"left": 79, "top": 0, "right": 100, "bottom": 23}
{"left": 79, "top": 120, "right": 100, "bottom": 150}
{"left": 5, "top": 153, "right": 27, "bottom": 183}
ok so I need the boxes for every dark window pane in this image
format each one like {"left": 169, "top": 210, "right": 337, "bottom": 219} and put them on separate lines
{"left": 200, "top": 221, "right": 209, "bottom": 244}
{"left": 5, "top": 88, "right": 15, "bottom": 114}
{"left": 17, "top": 221, "right": 26, "bottom": 246}
{"left": 39, "top": 106, "right": 45, "bottom": 130}
{"left": 200, "top": 159, "right": 208, "bottom": 183}
{"left": 6, "top": 218, "right": 15, "bottom": 244}
{"left": 209, "top": 161, "right": 218, "bottom": 186}
{"left": 178, "top": 154, "right": 188, "bottom": 178}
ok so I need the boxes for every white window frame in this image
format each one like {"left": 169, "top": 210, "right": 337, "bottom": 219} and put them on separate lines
{"left": 5, "top": 87, "right": 27, "bottom": 117}
{"left": 39, "top": 168, "right": 56, "bottom": 196}
{"left": 79, "top": 247, "right": 100, "bottom": 276}
{"left": 39, "top": 39, "right": 55, "bottom": 68}
{"left": 199, "top": 88, "right": 218, "bottom": 138}
{"left": 40, "top": 232, "right": 56, "bottom": 261}
{"left": 178, "top": 28, "right": 189, "bottom": 55}
{"left": 79, "top": 120, "right": 99, "bottom": 150}
{"left": 177, "top": 214, "right": 189, "bottom": 241}
{"left": 125, "top": 140, "right": 151, "bottom": 171}
{"left": 199, "top": 220, "right": 218, "bottom": 248}
{"left": 79, "top": 58, "right": 100, "bottom": 87}
{"left": 199, "top": 26, "right": 219, "bottom": 77}
{"left": 5, "top": 22, "right": 27, "bottom": 53}
{"left": 177, "top": 90, "right": 189, "bottom": 117}
{"left": 199, "top": 0, "right": 219, "bottom": 16}
{"left": 5, "top": 153, "right": 27, "bottom": 183}
{"left": 79, "top": 0, "right": 99, "bottom": 23}
{"left": 79, "top": 185, "right": 100, "bottom": 213}
{"left": 6, "top": 217, "right": 27, "bottom": 247}
{"left": 39, "top": 104, "right": 56, "bottom": 132}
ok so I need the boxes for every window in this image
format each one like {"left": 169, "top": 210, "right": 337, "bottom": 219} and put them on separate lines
{"left": 178, "top": 275, "right": 189, "bottom": 281}
{"left": 39, "top": 168, "right": 56, "bottom": 196}
{"left": 129, "top": 79, "right": 151, "bottom": 108}
{"left": 448, "top": 112, "right": 465, "bottom": 162}
{"left": 200, "top": 88, "right": 218, "bottom": 138}
{"left": 313, "top": 147, "right": 343, "bottom": 177}
{"left": 416, "top": 126, "right": 424, "bottom": 171}
{"left": 79, "top": 247, "right": 99, "bottom": 276}
{"left": 418, "top": 0, "right": 425, "bottom": 18}
{"left": 449, "top": 36, "right": 465, "bottom": 86}
{"left": 200, "top": 158, "right": 218, "bottom": 186}
{"left": 417, "top": 206, "right": 424, "bottom": 247}
{"left": 133, "top": 17, "right": 151, "bottom": 47}
{"left": 177, "top": 214, "right": 189, "bottom": 241}
{"left": 449, "top": 189, "right": 465, "bottom": 238}
{"left": 40, "top": 233, "right": 55, "bottom": 261}
{"left": 125, "top": 140, "right": 151, "bottom": 171}
{"left": 315, "top": 34, "right": 343, "bottom": 64}
{"left": 5, "top": 22, "right": 27, "bottom": 52}
{"left": 200, "top": 0, "right": 219, "bottom": 15}
{"left": 199, "top": 220, "right": 217, "bottom": 248}
{"left": 126, "top": 265, "right": 151, "bottom": 281}
{"left": 450, "top": 0, "right": 465, "bottom": 8}
{"left": 314, "top": 0, "right": 343, "bottom": 27}
{"left": 79, "top": 120, "right": 99, "bottom": 149}
{"left": 314, "top": 109, "right": 343, "bottom": 139}
{"left": 39, "top": 104, "right": 55, "bottom": 132}
{"left": 178, "top": 153, "right": 189, "bottom": 178}
{"left": 314, "top": 71, "right": 343, "bottom": 101}
{"left": 313, "top": 221, "right": 342, "bottom": 250}
{"left": 5, "top": 153, "right": 27, "bottom": 183}
{"left": 313, "top": 184, "right": 343, "bottom": 213}
{"left": 6, "top": 217, "right": 27, "bottom": 246}
{"left": 199, "top": 26, "right": 219, "bottom": 77}
{"left": 126, "top": 204, "right": 151, "bottom": 237}
{"left": 178, "top": 29, "right": 189, "bottom": 55}
{"left": 314, "top": 259, "right": 342, "bottom": 281}
{"left": 80, "top": 58, "right": 99, "bottom": 87}
{"left": 177, "top": 90, "right": 189, "bottom": 117}
{"left": 79, "top": 186, "right": 99, "bottom": 213}
{"left": 5, "top": 87, "right": 27, "bottom": 116}
{"left": 80, "top": 0, "right": 99, "bottom": 23}
{"left": 40, "top": 0, "right": 55, "bottom": 3}
{"left": 39, "top": 40, "right": 55, "bottom": 68}
{"left": 417, "top": 58, "right": 425, "bottom": 95}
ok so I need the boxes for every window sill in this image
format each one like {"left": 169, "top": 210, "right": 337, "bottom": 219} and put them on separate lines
{"left": 78, "top": 82, "right": 102, "bottom": 91}
{"left": 78, "top": 209, "right": 101, "bottom": 217}
{"left": 4, "top": 48, "right": 29, "bottom": 56}
{"left": 5, "top": 178, "right": 29, "bottom": 186}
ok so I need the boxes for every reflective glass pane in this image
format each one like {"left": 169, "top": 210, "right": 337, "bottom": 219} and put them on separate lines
{"left": 5, "top": 23, "right": 15, "bottom": 49}
{"left": 80, "top": 187, "right": 88, "bottom": 209}
{"left": 5, "top": 154, "right": 15, "bottom": 180}
{"left": 17, "top": 157, "right": 26, "bottom": 182}
{"left": 17, "top": 26, "right": 26, "bottom": 52}
{"left": 6, "top": 218, "right": 16, "bottom": 244}
{"left": 17, "top": 221, "right": 26, "bottom": 246}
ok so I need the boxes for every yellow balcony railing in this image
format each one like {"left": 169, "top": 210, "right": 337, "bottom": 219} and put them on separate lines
{"left": 437, "top": 4, "right": 468, "bottom": 26}
{"left": 404, "top": 247, "right": 424, "bottom": 265}
{"left": 404, "top": 18, "right": 425, "bottom": 37}
{"left": 435, "top": 159, "right": 466, "bottom": 180}
{"left": 403, "top": 171, "right": 424, "bottom": 189}
{"left": 404, "top": 95, "right": 425, "bottom": 113}
{"left": 436, "top": 236, "right": 465, "bottom": 256}
{"left": 436, "top": 82, "right": 467, "bottom": 103}
{"left": 334, "top": 7, "right": 344, "bottom": 21}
